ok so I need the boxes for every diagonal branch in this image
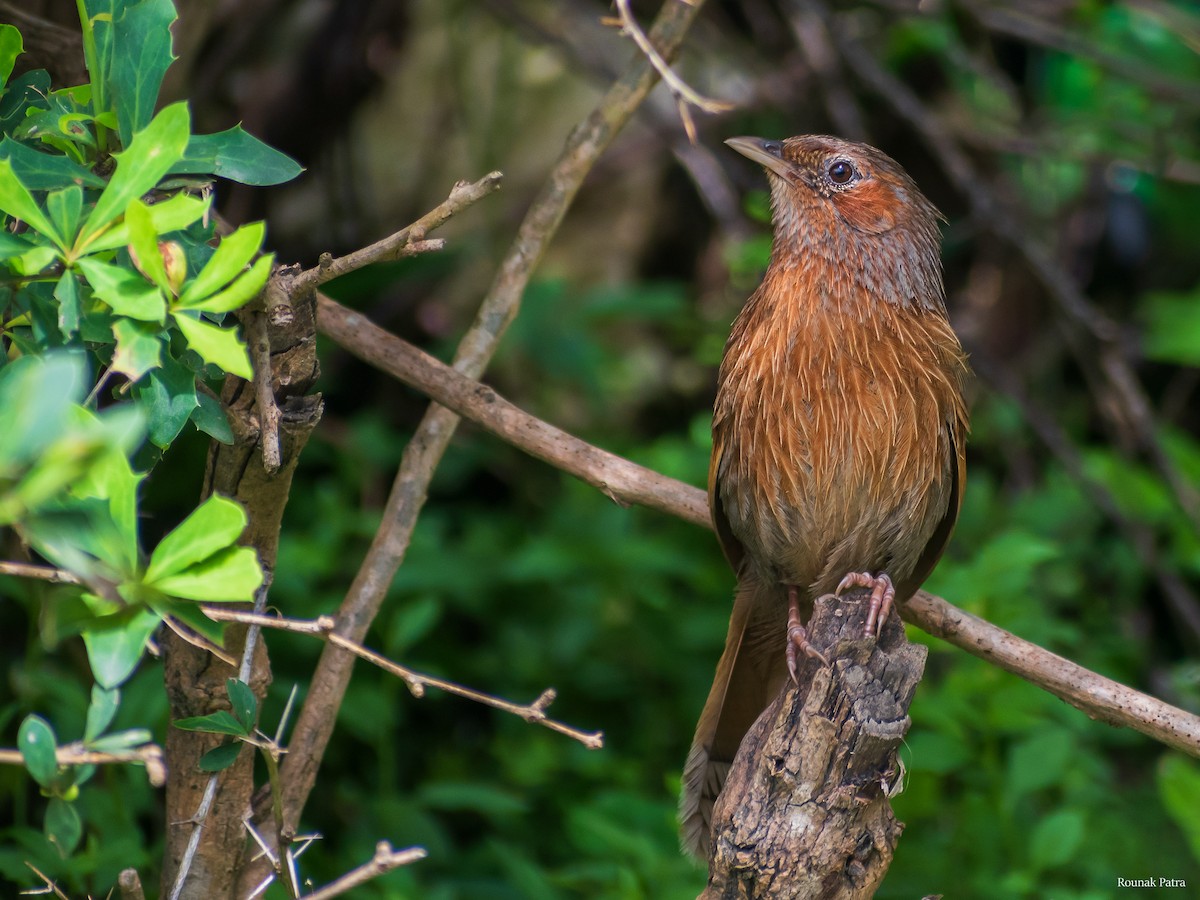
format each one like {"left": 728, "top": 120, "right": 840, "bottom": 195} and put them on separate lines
{"left": 314, "top": 297, "right": 1200, "bottom": 760}
{"left": 249, "top": 4, "right": 710, "bottom": 888}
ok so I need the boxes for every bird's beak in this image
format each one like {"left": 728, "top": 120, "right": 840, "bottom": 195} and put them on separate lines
{"left": 725, "top": 136, "right": 794, "bottom": 182}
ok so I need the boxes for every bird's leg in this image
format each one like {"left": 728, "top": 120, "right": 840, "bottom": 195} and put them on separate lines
{"left": 835, "top": 572, "right": 896, "bottom": 639}
{"left": 785, "top": 585, "right": 829, "bottom": 683}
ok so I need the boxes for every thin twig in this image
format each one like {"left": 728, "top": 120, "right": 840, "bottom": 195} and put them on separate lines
{"left": 301, "top": 842, "right": 426, "bottom": 900}
{"left": 259, "top": 3, "right": 709, "bottom": 884}
{"left": 200, "top": 606, "right": 604, "bottom": 748}
{"left": 0, "top": 742, "right": 165, "bottom": 786}
{"left": 291, "top": 173, "right": 503, "bottom": 293}
{"left": 22, "top": 864, "right": 68, "bottom": 900}
{"left": 610, "top": 0, "right": 732, "bottom": 142}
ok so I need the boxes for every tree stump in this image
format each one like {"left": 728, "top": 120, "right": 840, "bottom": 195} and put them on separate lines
{"left": 701, "top": 587, "right": 927, "bottom": 899}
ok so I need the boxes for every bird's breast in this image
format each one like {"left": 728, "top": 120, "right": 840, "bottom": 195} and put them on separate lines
{"left": 711, "top": 281, "right": 966, "bottom": 598}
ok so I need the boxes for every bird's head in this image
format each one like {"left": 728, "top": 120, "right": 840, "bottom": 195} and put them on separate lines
{"left": 726, "top": 134, "right": 945, "bottom": 310}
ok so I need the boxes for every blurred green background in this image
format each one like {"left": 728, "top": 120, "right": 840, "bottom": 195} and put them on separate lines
{"left": 5, "top": 0, "right": 1200, "bottom": 897}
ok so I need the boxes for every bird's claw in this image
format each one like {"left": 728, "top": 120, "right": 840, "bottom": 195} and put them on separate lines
{"left": 786, "top": 586, "right": 829, "bottom": 683}
{"left": 835, "top": 571, "right": 895, "bottom": 639}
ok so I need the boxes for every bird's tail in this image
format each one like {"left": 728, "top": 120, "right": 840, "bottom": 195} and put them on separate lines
{"left": 679, "top": 576, "right": 786, "bottom": 859}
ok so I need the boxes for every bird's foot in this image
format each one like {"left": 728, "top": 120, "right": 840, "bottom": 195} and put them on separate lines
{"left": 786, "top": 585, "right": 829, "bottom": 683}
{"left": 835, "top": 571, "right": 896, "bottom": 639}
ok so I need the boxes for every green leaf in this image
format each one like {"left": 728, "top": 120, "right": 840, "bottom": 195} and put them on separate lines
{"left": 125, "top": 198, "right": 169, "bottom": 291}
{"left": 226, "top": 678, "right": 257, "bottom": 732}
{"left": 199, "top": 741, "right": 244, "bottom": 772}
{"left": 111, "top": 0, "right": 178, "bottom": 146}
{"left": 111, "top": 317, "right": 164, "bottom": 380}
{"left": 0, "top": 24, "right": 21, "bottom": 91}
{"left": 86, "top": 191, "right": 211, "bottom": 254}
{"left": 78, "top": 102, "right": 190, "bottom": 249}
{"left": 0, "top": 158, "right": 64, "bottom": 247}
{"left": 0, "top": 137, "right": 106, "bottom": 190}
{"left": 88, "top": 728, "right": 153, "bottom": 752}
{"left": 1158, "top": 754, "right": 1200, "bottom": 863}
{"left": 190, "top": 390, "right": 233, "bottom": 444}
{"left": 173, "top": 710, "right": 249, "bottom": 737}
{"left": 76, "top": 256, "right": 166, "bottom": 322}
{"left": 1028, "top": 808, "right": 1085, "bottom": 870}
{"left": 17, "top": 715, "right": 59, "bottom": 788}
{"left": 55, "top": 272, "right": 82, "bottom": 339}
{"left": 84, "top": 685, "right": 120, "bottom": 742}
{"left": 184, "top": 255, "right": 273, "bottom": 314}
{"left": 178, "top": 221, "right": 265, "bottom": 305}
{"left": 0, "top": 70, "right": 51, "bottom": 135}
{"left": 0, "top": 352, "right": 87, "bottom": 469}
{"left": 1141, "top": 289, "right": 1200, "bottom": 366}
{"left": 172, "top": 311, "right": 253, "bottom": 378}
{"left": 151, "top": 545, "right": 263, "bottom": 602}
{"left": 134, "top": 353, "right": 198, "bottom": 448}
{"left": 82, "top": 605, "right": 161, "bottom": 689}
{"left": 46, "top": 186, "right": 83, "bottom": 245}
{"left": 145, "top": 494, "right": 248, "bottom": 582}
{"left": 173, "top": 126, "right": 303, "bottom": 185}
{"left": 1006, "top": 730, "right": 1074, "bottom": 797}
{"left": 45, "top": 796, "right": 83, "bottom": 856}
{"left": 69, "top": 435, "right": 145, "bottom": 574}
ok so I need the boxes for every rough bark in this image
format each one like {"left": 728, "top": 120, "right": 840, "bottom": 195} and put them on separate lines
{"left": 702, "top": 588, "right": 927, "bottom": 899}
{"left": 160, "top": 289, "right": 323, "bottom": 899}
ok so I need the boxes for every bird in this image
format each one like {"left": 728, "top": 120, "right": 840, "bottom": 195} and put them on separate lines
{"left": 680, "top": 134, "right": 970, "bottom": 860}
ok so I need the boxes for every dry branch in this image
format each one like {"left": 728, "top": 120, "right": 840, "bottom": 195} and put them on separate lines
{"left": 316, "top": 293, "right": 709, "bottom": 528}
{"left": 703, "top": 589, "right": 924, "bottom": 899}
{"left": 200, "top": 606, "right": 603, "bottom": 747}
{"left": 0, "top": 743, "right": 166, "bottom": 787}
{"left": 313, "top": 298, "right": 1200, "bottom": 759}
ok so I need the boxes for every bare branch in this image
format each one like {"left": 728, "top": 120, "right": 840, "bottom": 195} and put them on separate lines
{"left": 118, "top": 869, "right": 146, "bottom": 900}
{"left": 315, "top": 299, "right": 1200, "bottom": 759}
{"left": 200, "top": 606, "right": 604, "bottom": 748}
{"left": 291, "top": 172, "right": 503, "bottom": 292}
{"left": 316, "top": 293, "right": 709, "bottom": 528}
{"left": 302, "top": 842, "right": 427, "bottom": 900}
{"left": 0, "top": 560, "right": 81, "bottom": 584}
{"left": 609, "top": 0, "right": 733, "bottom": 142}
{"left": 0, "top": 742, "right": 166, "bottom": 787}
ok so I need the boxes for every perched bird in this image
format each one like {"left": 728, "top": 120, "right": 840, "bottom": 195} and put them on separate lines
{"left": 680, "top": 135, "right": 970, "bottom": 859}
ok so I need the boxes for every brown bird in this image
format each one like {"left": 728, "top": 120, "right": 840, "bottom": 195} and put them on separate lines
{"left": 680, "top": 135, "right": 970, "bottom": 859}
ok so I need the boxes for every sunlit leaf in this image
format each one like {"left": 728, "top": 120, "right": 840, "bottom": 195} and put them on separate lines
{"left": 172, "top": 311, "right": 252, "bottom": 378}
{"left": 173, "top": 710, "right": 249, "bottom": 737}
{"left": 0, "top": 158, "right": 64, "bottom": 248}
{"left": 77, "top": 256, "right": 166, "bottom": 323}
{"left": 78, "top": 102, "right": 190, "bottom": 249}
{"left": 182, "top": 255, "right": 273, "bottom": 314}
{"left": 150, "top": 545, "right": 263, "bottom": 602}
{"left": 0, "top": 23, "right": 21, "bottom": 91}
{"left": 145, "top": 494, "right": 248, "bottom": 582}
{"left": 178, "top": 221, "right": 265, "bottom": 305}
{"left": 111, "top": 317, "right": 164, "bottom": 380}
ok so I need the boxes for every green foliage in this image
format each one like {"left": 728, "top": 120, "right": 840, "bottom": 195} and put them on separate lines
{"left": 0, "top": 0, "right": 294, "bottom": 879}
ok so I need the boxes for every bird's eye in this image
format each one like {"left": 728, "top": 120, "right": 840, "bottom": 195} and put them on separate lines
{"left": 827, "top": 160, "right": 856, "bottom": 185}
